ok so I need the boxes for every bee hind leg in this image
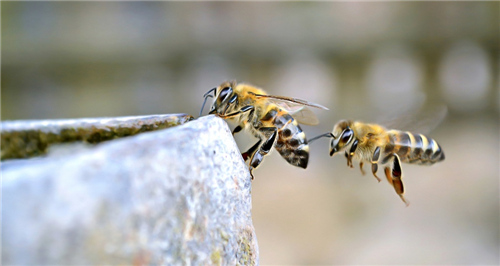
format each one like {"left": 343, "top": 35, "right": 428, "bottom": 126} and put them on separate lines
{"left": 384, "top": 154, "right": 409, "bottom": 206}
{"left": 247, "top": 127, "right": 278, "bottom": 179}
{"left": 370, "top": 146, "right": 381, "bottom": 182}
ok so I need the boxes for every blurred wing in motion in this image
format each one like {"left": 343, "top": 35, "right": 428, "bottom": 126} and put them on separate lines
{"left": 381, "top": 104, "right": 448, "bottom": 134}
{"left": 251, "top": 92, "right": 329, "bottom": 126}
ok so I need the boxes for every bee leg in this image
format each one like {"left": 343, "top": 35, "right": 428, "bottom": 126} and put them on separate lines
{"left": 392, "top": 154, "right": 409, "bottom": 206}
{"left": 220, "top": 105, "right": 254, "bottom": 119}
{"left": 359, "top": 162, "right": 366, "bottom": 175}
{"left": 344, "top": 151, "right": 351, "bottom": 167}
{"left": 371, "top": 146, "right": 381, "bottom": 182}
{"left": 345, "top": 139, "right": 358, "bottom": 168}
{"left": 384, "top": 154, "right": 409, "bottom": 206}
{"left": 241, "top": 139, "right": 262, "bottom": 162}
{"left": 249, "top": 170, "right": 255, "bottom": 180}
{"left": 248, "top": 127, "right": 278, "bottom": 179}
{"left": 232, "top": 125, "right": 243, "bottom": 135}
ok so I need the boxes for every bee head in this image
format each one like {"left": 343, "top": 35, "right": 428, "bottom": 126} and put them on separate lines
{"left": 209, "top": 85, "right": 233, "bottom": 114}
{"left": 199, "top": 81, "right": 236, "bottom": 117}
{"left": 330, "top": 120, "right": 354, "bottom": 156}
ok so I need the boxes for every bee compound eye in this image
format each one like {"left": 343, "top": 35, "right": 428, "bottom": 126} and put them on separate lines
{"left": 218, "top": 87, "right": 232, "bottom": 101}
{"left": 341, "top": 129, "right": 353, "bottom": 144}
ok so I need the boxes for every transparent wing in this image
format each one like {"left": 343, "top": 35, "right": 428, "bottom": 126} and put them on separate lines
{"left": 285, "top": 105, "right": 321, "bottom": 126}
{"left": 251, "top": 92, "right": 328, "bottom": 126}
{"left": 250, "top": 92, "right": 329, "bottom": 110}
{"left": 379, "top": 104, "right": 448, "bottom": 134}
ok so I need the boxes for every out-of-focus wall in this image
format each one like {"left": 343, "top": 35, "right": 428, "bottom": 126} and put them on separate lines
{"left": 2, "top": 2, "right": 498, "bottom": 120}
{"left": 2, "top": 2, "right": 499, "bottom": 264}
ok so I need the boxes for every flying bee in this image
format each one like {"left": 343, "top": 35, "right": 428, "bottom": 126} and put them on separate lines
{"left": 200, "top": 81, "right": 328, "bottom": 178}
{"left": 310, "top": 116, "right": 445, "bottom": 206}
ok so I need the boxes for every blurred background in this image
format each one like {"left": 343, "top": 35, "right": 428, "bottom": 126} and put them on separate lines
{"left": 2, "top": 2, "right": 498, "bottom": 264}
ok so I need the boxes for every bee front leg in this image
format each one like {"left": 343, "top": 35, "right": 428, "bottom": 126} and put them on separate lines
{"left": 371, "top": 146, "right": 381, "bottom": 182}
{"left": 345, "top": 139, "right": 359, "bottom": 168}
{"left": 220, "top": 105, "right": 254, "bottom": 119}
{"left": 384, "top": 154, "right": 409, "bottom": 206}
{"left": 344, "top": 151, "right": 351, "bottom": 167}
{"left": 248, "top": 127, "right": 278, "bottom": 180}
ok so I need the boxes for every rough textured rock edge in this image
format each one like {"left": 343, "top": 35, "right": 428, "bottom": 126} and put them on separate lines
{"left": 2, "top": 115, "right": 258, "bottom": 265}
{"left": 1, "top": 113, "right": 193, "bottom": 160}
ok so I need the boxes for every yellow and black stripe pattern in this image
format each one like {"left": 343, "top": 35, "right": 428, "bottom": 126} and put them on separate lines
{"left": 260, "top": 106, "right": 309, "bottom": 168}
{"left": 384, "top": 130, "right": 445, "bottom": 165}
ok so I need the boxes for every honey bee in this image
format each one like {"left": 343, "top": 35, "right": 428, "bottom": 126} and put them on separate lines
{"left": 200, "top": 81, "right": 328, "bottom": 178}
{"left": 310, "top": 118, "right": 445, "bottom": 206}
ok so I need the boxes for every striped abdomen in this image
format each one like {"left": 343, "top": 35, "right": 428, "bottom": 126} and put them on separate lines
{"left": 261, "top": 108, "right": 309, "bottom": 168}
{"left": 385, "top": 130, "right": 445, "bottom": 165}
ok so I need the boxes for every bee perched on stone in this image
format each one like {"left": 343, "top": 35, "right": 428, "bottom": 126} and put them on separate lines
{"left": 200, "top": 81, "right": 328, "bottom": 178}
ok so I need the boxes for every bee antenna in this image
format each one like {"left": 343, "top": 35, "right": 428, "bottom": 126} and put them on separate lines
{"left": 199, "top": 88, "right": 216, "bottom": 117}
{"left": 203, "top": 87, "right": 216, "bottom": 98}
{"left": 308, "top": 132, "right": 335, "bottom": 143}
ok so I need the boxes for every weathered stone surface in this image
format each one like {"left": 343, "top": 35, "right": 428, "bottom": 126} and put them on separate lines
{"left": 1, "top": 113, "right": 193, "bottom": 160}
{"left": 1, "top": 115, "right": 258, "bottom": 265}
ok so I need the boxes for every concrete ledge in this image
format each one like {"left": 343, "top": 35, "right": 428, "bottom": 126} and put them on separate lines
{"left": 1, "top": 115, "right": 258, "bottom": 265}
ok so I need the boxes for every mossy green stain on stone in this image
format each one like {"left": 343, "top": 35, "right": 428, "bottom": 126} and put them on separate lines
{"left": 210, "top": 249, "right": 222, "bottom": 265}
{"left": 1, "top": 114, "right": 194, "bottom": 160}
{"left": 236, "top": 228, "right": 258, "bottom": 266}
